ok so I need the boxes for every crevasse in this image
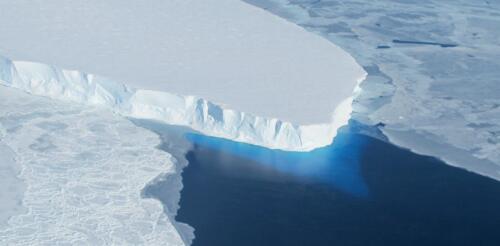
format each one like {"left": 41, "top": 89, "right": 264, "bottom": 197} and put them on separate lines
{"left": 0, "top": 56, "right": 365, "bottom": 151}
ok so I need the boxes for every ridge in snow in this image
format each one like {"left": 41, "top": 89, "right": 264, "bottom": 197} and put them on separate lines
{"left": 0, "top": 55, "right": 365, "bottom": 151}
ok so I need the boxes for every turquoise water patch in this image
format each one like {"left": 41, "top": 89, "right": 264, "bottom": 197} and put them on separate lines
{"left": 185, "top": 131, "right": 369, "bottom": 198}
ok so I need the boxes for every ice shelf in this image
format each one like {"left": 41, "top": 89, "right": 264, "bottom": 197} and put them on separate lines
{"left": 0, "top": 54, "right": 363, "bottom": 151}
{"left": 0, "top": 0, "right": 366, "bottom": 128}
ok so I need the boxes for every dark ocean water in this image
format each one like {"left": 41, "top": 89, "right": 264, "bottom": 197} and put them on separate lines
{"left": 175, "top": 127, "right": 500, "bottom": 246}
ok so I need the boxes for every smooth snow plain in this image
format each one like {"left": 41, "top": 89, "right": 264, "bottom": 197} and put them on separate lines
{"left": 245, "top": 0, "right": 500, "bottom": 181}
{"left": 0, "top": 86, "right": 189, "bottom": 245}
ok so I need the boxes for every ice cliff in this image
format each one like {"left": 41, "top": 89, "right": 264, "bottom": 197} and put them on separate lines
{"left": 0, "top": 56, "right": 364, "bottom": 151}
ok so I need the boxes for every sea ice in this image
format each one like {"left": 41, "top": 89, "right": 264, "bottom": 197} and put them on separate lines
{"left": 245, "top": 0, "right": 500, "bottom": 180}
{"left": 0, "top": 142, "right": 25, "bottom": 229}
{"left": 0, "top": 86, "right": 189, "bottom": 245}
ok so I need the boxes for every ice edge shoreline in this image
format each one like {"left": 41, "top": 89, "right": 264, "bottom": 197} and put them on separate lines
{"left": 0, "top": 56, "right": 366, "bottom": 152}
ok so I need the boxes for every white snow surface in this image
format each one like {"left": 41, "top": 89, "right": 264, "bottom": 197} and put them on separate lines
{"left": 0, "top": 86, "right": 188, "bottom": 245}
{"left": 0, "top": 56, "right": 361, "bottom": 151}
{"left": 0, "top": 0, "right": 365, "bottom": 126}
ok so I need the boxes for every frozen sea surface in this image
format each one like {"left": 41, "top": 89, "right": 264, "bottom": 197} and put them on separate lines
{"left": 0, "top": 86, "right": 188, "bottom": 245}
{"left": 245, "top": 0, "right": 500, "bottom": 180}
{"left": 0, "top": 142, "right": 25, "bottom": 229}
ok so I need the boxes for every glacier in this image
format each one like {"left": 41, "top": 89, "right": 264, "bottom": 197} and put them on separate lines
{"left": 0, "top": 0, "right": 367, "bottom": 151}
{"left": 0, "top": 0, "right": 365, "bottom": 126}
{"left": 0, "top": 56, "right": 363, "bottom": 151}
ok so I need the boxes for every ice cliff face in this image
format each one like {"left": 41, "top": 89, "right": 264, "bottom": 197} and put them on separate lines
{"left": 0, "top": 56, "right": 363, "bottom": 151}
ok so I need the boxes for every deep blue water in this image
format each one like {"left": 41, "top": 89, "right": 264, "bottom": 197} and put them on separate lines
{"left": 176, "top": 128, "right": 500, "bottom": 246}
